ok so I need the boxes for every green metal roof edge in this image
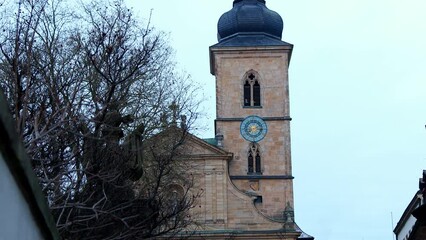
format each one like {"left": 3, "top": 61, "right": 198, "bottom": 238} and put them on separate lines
{"left": 0, "top": 90, "right": 60, "bottom": 240}
{"left": 202, "top": 138, "right": 218, "bottom": 146}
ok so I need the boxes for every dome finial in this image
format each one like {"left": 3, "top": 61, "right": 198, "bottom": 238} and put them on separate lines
{"left": 218, "top": 0, "right": 283, "bottom": 42}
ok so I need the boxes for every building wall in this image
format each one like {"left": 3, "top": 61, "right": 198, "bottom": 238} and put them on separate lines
{"left": 189, "top": 156, "right": 285, "bottom": 231}
{"left": 397, "top": 214, "right": 417, "bottom": 240}
{"left": 182, "top": 137, "right": 285, "bottom": 232}
{"left": 214, "top": 49, "right": 291, "bottom": 118}
{"left": 190, "top": 157, "right": 228, "bottom": 228}
{"left": 394, "top": 192, "right": 424, "bottom": 240}
{"left": 0, "top": 153, "right": 44, "bottom": 240}
{"left": 217, "top": 121, "right": 292, "bottom": 176}
{"left": 212, "top": 47, "right": 294, "bottom": 220}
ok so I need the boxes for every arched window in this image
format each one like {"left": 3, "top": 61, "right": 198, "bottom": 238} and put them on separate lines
{"left": 243, "top": 71, "right": 261, "bottom": 107}
{"left": 248, "top": 143, "right": 261, "bottom": 174}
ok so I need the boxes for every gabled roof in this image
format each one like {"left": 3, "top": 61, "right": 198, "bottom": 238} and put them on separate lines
{"left": 145, "top": 126, "right": 232, "bottom": 161}
{"left": 179, "top": 131, "right": 233, "bottom": 161}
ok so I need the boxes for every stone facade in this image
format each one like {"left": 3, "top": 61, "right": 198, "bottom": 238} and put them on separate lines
{"left": 176, "top": 134, "right": 295, "bottom": 238}
{"left": 212, "top": 45, "right": 294, "bottom": 221}
{"left": 172, "top": 1, "right": 314, "bottom": 239}
{"left": 170, "top": 44, "right": 307, "bottom": 240}
{"left": 213, "top": 48, "right": 291, "bottom": 118}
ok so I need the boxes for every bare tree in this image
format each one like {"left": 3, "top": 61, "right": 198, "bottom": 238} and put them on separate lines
{"left": 0, "top": 0, "right": 201, "bottom": 239}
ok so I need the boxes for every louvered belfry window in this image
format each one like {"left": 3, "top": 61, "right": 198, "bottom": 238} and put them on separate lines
{"left": 243, "top": 72, "right": 261, "bottom": 107}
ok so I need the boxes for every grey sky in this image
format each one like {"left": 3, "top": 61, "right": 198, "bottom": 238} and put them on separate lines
{"left": 127, "top": 1, "right": 426, "bottom": 239}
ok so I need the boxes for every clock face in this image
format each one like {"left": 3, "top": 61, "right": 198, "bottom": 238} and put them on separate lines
{"left": 240, "top": 116, "right": 267, "bottom": 142}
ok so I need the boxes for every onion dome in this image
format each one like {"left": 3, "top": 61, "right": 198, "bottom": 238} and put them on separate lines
{"left": 217, "top": 0, "right": 283, "bottom": 42}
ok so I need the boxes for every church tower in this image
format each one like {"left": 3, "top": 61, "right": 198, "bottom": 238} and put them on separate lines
{"left": 210, "top": 0, "right": 295, "bottom": 222}
{"left": 179, "top": 1, "right": 313, "bottom": 239}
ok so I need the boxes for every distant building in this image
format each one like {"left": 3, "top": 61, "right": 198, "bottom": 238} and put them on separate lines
{"left": 171, "top": 0, "right": 314, "bottom": 239}
{"left": 0, "top": 90, "right": 58, "bottom": 240}
{"left": 394, "top": 171, "right": 426, "bottom": 240}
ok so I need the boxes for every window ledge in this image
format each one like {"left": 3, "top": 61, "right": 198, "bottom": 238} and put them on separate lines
{"left": 243, "top": 106, "right": 263, "bottom": 109}
{"left": 231, "top": 175, "right": 294, "bottom": 180}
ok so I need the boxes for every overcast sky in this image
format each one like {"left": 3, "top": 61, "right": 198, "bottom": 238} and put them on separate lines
{"left": 127, "top": 1, "right": 426, "bottom": 239}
